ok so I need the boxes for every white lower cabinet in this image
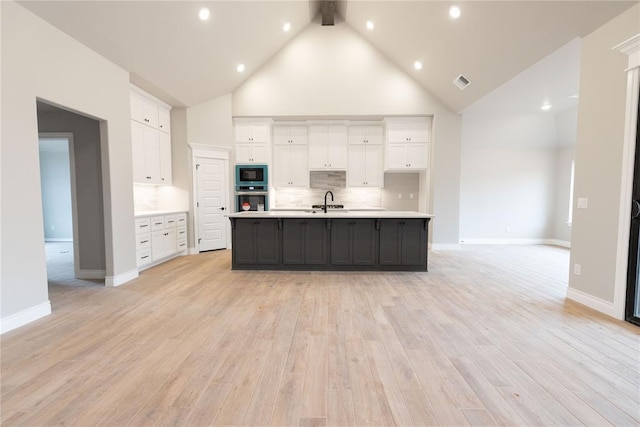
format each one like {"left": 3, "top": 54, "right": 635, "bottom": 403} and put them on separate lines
{"left": 135, "top": 212, "right": 187, "bottom": 270}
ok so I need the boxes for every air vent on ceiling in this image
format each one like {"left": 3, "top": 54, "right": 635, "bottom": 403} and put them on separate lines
{"left": 453, "top": 74, "right": 471, "bottom": 90}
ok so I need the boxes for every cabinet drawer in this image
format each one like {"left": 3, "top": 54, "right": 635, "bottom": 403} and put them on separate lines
{"left": 177, "top": 225, "right": 187, "bottom": 240}
{"left": 164, "top": 215, "right": 177, "bottom": 229}
{"left": 176, "top": 213, "right": 187, "bottom": 225}
{"left": 135, "top": 218, "right": 151, "bottom": 234}
{"left": 150, "top": 216, "right": 164, "bottom": 231}
{"left": 137, "top": 248, "right": 152, "bottom": 267}
{"left": 177, "top": 239, "right": 187, "bottom": 252}
{"left": 136, "top": 233, "right": 151, "bottom": 251}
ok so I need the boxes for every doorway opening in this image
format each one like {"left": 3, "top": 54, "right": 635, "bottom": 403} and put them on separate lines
{"left": 37, "top": 101, "right": 106, "bottom": 287}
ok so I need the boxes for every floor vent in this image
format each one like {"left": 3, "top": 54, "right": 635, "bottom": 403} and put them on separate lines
{"left": 453, "top": 74, "right": 471, "bottom": 90}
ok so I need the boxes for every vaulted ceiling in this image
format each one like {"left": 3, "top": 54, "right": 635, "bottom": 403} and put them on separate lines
{"left": 18, "top": 1, "right": 638, "bottom": 113}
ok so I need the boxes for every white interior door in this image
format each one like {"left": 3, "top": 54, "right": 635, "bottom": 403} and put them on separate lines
{"left": 196, "top": 157, "right": 227, "bottom": 251}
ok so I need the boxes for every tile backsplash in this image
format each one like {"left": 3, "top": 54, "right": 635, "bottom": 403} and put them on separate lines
{"left": 133, "top": 184, "right": 158, "bottom": 211}
{"left": 274, "top": 171, "right": 381, "bottom": 208}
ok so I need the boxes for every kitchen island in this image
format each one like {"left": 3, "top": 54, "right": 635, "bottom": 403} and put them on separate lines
{"left": 227, "top": 211, "right": 433, "bottom": 271}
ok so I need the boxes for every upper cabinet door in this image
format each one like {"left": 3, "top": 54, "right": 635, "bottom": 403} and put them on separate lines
{"left": 158, "top": 106, "right": 171, "bottom": 134}
{"left": 273, "top": 125, "right": 307, "bottom": 145}
{"left": 348, "top": 124, "right": 383, "bottom": 145}
{"left": 308, "top": 124, "right": 347, "bottom": 170}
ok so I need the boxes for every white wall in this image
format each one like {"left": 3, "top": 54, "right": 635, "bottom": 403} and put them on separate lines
{"left": 187, "top": 94, "right": 233, "bottom": 148}
{"left": 569, "top": 5, "right": 640, "bottom": 306}
{"left": 230, "top": 20, "right": 462, "bottom": 245}
{"left": 460, "top": 146, "right": 557, "bottom": 241}
{"left": 1, "top": 2, "right": 136, "bottom": 331}
{"left": 460, "top": 113, "right": 558, "bottom": 241}
{"left": 39, "top": 141, "right": 73, "bottom": 241}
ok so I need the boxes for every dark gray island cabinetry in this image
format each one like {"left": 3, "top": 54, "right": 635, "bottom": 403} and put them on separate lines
{"left": 227, "top": 211, "right": 433, "bottom": 271}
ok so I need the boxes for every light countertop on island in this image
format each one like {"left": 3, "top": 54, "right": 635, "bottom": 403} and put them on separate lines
{"left": 226, "top": 210, "right": 434, "bottom": 219}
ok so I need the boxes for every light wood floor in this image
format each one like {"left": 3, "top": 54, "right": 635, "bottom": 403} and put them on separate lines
{"left": 1, "top": 245, "right": 639, "bottom": 426}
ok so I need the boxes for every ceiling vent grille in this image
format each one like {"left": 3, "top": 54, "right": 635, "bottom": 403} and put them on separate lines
{"left": 453, "top": 74, "right": 471, "bottom": 90}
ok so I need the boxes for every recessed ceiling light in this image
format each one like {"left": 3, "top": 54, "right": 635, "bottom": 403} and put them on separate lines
{"left": 198, "top": 7, "right": 210, "bottom": 21}
{"left": 237, "top": 64, "right": 245, "bottom": 73}
{"left": 366, "top": 20, "right": 374, "bottom": 30}
{"left": 283, "top": 22, "right": 291, "bottom": 32}
{"left": 541, "top": 103, "right": 552, "bottom": 111}
{"left": 414, "top": 61, "right": 423, "bottom": 70}
{"left": 449, "top": 5, "right": 461, "bottom": 19}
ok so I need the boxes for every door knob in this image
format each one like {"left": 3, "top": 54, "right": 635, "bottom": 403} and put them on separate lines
{"left": 220, "top": 207, "right": 226, "bottom": 211}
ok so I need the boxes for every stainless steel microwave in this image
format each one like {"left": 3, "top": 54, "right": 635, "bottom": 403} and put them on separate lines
{"left": 235, "top": 164, "right": 268, "bottom": 188}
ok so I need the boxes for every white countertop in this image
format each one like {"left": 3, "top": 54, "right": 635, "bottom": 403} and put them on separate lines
{"left": 270, "top": 207, "right": 387, "bottom": 212}
{"left": 226, "top": 210, "right": 433, "bottom": 219}
{"left": 135, "top": 210, "right": 187, "bottom": 217}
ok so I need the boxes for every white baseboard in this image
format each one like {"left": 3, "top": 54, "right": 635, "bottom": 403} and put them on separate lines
{"left": 45, "top": 238, "right": 73, "bottom": 242}
{"left": 189, "top": 247, "right": 199, "bottom": 255}
{"left": 76, "top": 269, "right": 106, "bottom": 280}
{"left": 105, "top": 268, "right": 139, "bottom": 287}
{"left": 1, "top": 301, "right": 52, "bottom": 334}
{"left": 566, "top": 287, "right": 616, "bottom": 318}
{"left": 431, "top": 243, "right": 461, "bottom": 250}
{"left": 547, "top": 239, "right": 571, "bottom": 248}
{"left": 461, "top": 238, "right": 570, "bottom": 247}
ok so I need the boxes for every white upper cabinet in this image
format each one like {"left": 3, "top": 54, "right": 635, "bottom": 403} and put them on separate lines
{"left": 384, "top": 117, "right": 431, "bottom": 171}
{"left": 130, "top": 91, "right": 159, "bottom": 129}
{"left": 273, "top": 125, "right": 308, "bottom": 145}
{"left": 130, "top": 87, "right": 172, "bottom": 184}
{"left": 348, "top": 124, "right": 384, "bottom": 145}
{"left": 385, "top": 142, "right": 429, "bottom": 170}
{"left": 234, "top": 119, "right": 272, "bottom": 164}
{"left": 235, "top": 122, "right": 270, "bottom": 143}
{"left": 348, "top": 144, "right": 383, "bottom": 187}
{"left": 308, "top": 124, "right": 348, "bottom": 170}
{"left": 273, "top": 144, "right": 309, "bottom": 187}
{"left": 158, "top": 106, "right": 171, "bottom": 134}
{"left": 386, "top": 119, "right": 430, "bottom": 143}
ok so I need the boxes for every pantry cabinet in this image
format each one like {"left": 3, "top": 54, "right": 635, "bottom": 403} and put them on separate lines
{"left": 130, "top": 87, "right": 172, "bottom": 185}
{"left": 308, "top": 124, "right": 348, "bottom": 170}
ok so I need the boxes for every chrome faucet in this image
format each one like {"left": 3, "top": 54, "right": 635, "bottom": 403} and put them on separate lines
{"left": 323, "top": 190, "right": 334, "bottom": 213}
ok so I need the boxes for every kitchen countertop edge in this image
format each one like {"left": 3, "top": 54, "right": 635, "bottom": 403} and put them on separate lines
{"left": 135, "top": 210, "right": 188, "bottom": 217}
{"left": 226, "top": 211, "right": 434, "bottom": 219}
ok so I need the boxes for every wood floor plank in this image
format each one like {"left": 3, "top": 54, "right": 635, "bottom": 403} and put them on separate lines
{"left": 270, "top": 374, "right": 304, "bottom": 426}
{"left": 1, "top": 246, "right": 638, "bottom": 427}
{"left": 301, "top": 335, "right": 328, "bottom": 418}
{"left": 327, "top": 389, "right": 356, "bottom": 427}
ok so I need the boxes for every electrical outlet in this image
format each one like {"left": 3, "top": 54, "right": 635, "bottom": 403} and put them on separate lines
{"left": 409, "top": 193, "right": 414, "bottom": 199}
{"left": 574, "top": 264, "right": 581, "bottom": 276}
{"left": 506, "top": 226, "right": 511, "bottom": 233}
{"left": 51, "top": 225, "right": 55, "bottom": 231}
{"left": 397, "top": 193, "right": 402, "bottom": 199}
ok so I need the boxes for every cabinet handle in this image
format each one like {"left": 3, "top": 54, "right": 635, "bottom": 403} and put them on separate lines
{"left": 141, "top": 255, "right": 149, "bottom": 259}
{"left": 147, "top": 176, "right": 152, "bottom": 180}
{"left": 140, "top": 224, "right": 148, "bottom": 228}
{"left": 144, "top": 118, "right": 149, "bottom": 122}
{"left": 141, "top": 240, "right": 149, "bottom": 244}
